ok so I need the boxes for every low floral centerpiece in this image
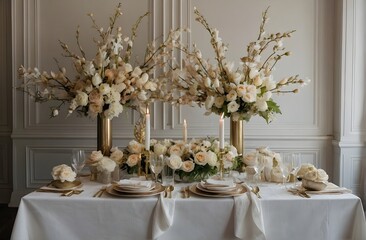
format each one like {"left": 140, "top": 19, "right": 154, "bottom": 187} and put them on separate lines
{"left": 297, "top": 164, "right": 329, "bottom": 191}
{"left": 51, "top": 164, "right": 78, "bottom": 188}
{"left": 243, "top": 147, "right": 284, "bottom": 182}
{"left": 87, "top": 147, "right": 124, "bottom": 183}
{"left": 122, "top": 137, "right": 241, "bottom": 182}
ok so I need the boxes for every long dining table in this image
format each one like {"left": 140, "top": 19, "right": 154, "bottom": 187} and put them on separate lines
{"left": 10, "top": 177, "right": 366, "bottom": 240}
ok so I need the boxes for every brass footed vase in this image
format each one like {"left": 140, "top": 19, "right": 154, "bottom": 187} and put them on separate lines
{"left": 230, "top": 117, "right": 244, "bottom": 155}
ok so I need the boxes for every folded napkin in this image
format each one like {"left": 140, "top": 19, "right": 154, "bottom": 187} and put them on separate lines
{"left": 304, "top": 182, "right": 352, "bottom": 194}
{"left": 205, "top": 178, "right": 235, "bottom": 187}
{"left": 117, "top": 179, "right": 153, "bottom": 189}
{"left": 152, "top": 193, "right": 176, "bottom": 239}
{"left": 234, "top": 184, "right": 266, "bottom": 240}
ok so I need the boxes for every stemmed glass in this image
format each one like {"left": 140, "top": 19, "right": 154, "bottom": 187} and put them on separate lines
{"left": 71, "top": 149, "right": 86, "bottom": 178}
{"left": 149, "top": 154, "right": 164, "bottom": 183}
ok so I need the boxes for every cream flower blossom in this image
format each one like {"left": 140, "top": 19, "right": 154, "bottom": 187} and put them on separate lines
{"left": 154, "top": 143, "right": 167, "bottom": 156}
{"left": 51, "top": 164, "right": 76, "bottom": 182}
{"left": 89, "top": 150, "right": 103, "bottom": 162}
{"left": 126, "top": 154, "right": 140, "bottom": 167}
{"left": 95, "top": 157, "right": 116, "bottom": 172}
{"left": 180, "top": 160, "right": 195, "bottom": 172}
{"left": 167, "top": 155, "right": 183, "bottom": 170}
{"left": 194, "top": 151, "right": 208, "bottom": 166}
{"left": 110, "top": 147, "right": 124, "bottom": 164}
{"left": 206, "top": 151, "right": 218, "bottom": 167}
{"left": 227, "top": 101, "right": 240, "bottom": 113}
{"left": 128, "top": 140, "right": 144, "bottom": 154}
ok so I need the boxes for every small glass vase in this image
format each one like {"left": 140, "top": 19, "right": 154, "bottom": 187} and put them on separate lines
{"left": 97, "top": 170, "right": 112, "bottom": 184}
{"left": 111, "top": 165, "right": 120, "bottom": 182}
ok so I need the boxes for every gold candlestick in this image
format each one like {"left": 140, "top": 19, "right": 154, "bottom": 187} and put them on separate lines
{"left": 219, "top": 149, "right": 225, "bottom": 180}
{"left": 143, "top": 149, "right": 150, "bottom": 179}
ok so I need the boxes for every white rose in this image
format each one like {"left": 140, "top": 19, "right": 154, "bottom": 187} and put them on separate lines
{"left": 167, "top": 155, "right": 183, "bottom": 170}
{"left": 75, "top": 91, "right": 88, "bottom": 106}
{"left": 169, "top": 145, "right": 183, "bottom": 156}
{"left": 255, "top": 98, "right": 268, "bottom": 112}
{"left": 89, "top": 150, "right": 103, "bottom": 162}
{"left": 104, "top": 102, "right": 123, "bottom": 119}
{"left": 128, "top": 140, "right": 144, "bottom": 154}
{"left": 206, "top": 151, "right": 218, "bottom": 167}
{"left": 226, "top": 90, "right": 237, "bottom": 102}
{"left": 316, "top": 169, "right": 329, "bottom": 182}
{"left": 214, "top": 96, "right": 225, "bottom": 108}
{"left": 52, "top": 164, "right": 76, "bottom": 182}
{"left": 296, "top": 164, "right": 316, "bottom": 178}
{"left": 126, "top": 154, "right": 140, "bottom": 167}
{"left": 154, "top": 143, "right": 167, "bottom": 156}
{"left": 96, "top": 157, "right": 116, "bottom": 172}
{"left": 110, "top": 149, "right": 124, "bottom": 165}
{"left": 236, "top": 85, "right": 246, "bottom": 97}
{"left": 227, "top": 101, "right": 240, "bottom": 113}
{"left": 304, "top": 169, "right": 318, "bottom": 181}
{"left": 92, "top": 73, "right": 102, "bottom": 86}
{"left": 99, "top": 83, "right": 111, "bottom": 95}
{"left": 244, "top": 152, "right": 257, "bottom": 166}
{"left": 194, "top": 151, "right": 208, "bottom": 166}
{"left": 180, "top": 160, "right": 195, "bottom": 172}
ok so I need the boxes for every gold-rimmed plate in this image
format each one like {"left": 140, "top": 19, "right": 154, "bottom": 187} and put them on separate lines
{"left": 113, "top": 183, "right": 156, "bottom": 193}
{"left": 189, "top": 184, "right": 246, "bottom": 198}
{"left": 39, "top": 180, "right": 83, "bottom": 192}
{"left": 197, "top": 182, "right": 239, "bottom": 193}
{"left": 106, "top": 183, "right": 165, "bottom": 198}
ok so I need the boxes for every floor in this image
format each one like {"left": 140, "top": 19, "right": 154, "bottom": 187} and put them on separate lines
{"left": 0, "top": 204, "right": 17, "bottom": 240}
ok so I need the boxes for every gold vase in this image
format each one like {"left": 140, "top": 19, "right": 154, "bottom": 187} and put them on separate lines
{"left": 230, "top": 117, "right": 244, "bottom": 155}
{"left": 97, "top": 114, "right": 112, "bottom": 156}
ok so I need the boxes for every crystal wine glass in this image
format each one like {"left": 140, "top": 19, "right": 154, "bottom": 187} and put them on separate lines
{"left": 149, "top": 154, "right": 164, "bottom": 183}
{"left": 71, "top": 149, "right": 86, "bottom": 177}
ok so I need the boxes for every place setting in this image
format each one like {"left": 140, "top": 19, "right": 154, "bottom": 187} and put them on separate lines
{"left": 36, "top": 164, "right": 84, "bottom": 197}
{"left": 188, "top": 177, "right": 247, "bottom": 198}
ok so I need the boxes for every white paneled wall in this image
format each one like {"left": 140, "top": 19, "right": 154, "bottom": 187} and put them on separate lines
{"left": 333, "top": 0, "right": 366, "bottom": 197}
{"left": 6, "top": 0, "right": 364, "bottom": 206}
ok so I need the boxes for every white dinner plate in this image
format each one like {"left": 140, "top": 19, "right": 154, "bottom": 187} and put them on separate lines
{"left": 189, "top": 184, "right": 246, "bottom": 198}
{"left": 106, "top": 183, "right": 165, "bottom": 197}
{"left": 114, "top": 183, "right": 156, "bottom": 193}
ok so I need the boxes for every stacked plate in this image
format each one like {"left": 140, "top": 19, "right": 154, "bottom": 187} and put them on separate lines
{"left": 106, "top": 179, "right": 165, "bottom": 198}
{"left": 189, "top": 179, "right": 247, "bottom": 198}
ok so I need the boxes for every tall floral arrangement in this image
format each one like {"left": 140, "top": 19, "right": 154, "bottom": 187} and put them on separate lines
{"left": 18, "top": 4, "right": 181, "bottom": 119}
{"left": 165, "top": 7, "right": 310, "bottom": 123}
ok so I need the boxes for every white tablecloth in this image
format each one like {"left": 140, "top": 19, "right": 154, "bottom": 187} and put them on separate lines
{"left": 11, "top": 179, "right": 366, "bottom": 240}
